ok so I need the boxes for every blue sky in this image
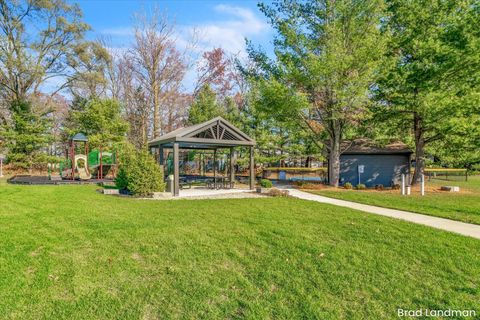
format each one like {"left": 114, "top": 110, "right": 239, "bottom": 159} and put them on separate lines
{"left": 63, "top": 1, "right": 275, "bottom": 92}
{"left": 74, "top": 0, "right": 274, "bottom": 58}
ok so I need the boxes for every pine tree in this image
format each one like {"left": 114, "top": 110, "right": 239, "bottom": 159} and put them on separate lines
{"left": 188, "top": 85, "right": 224, "bottom": 125}
{"left": 248, "top": 0, "right": 387, "bottom": 186}
{"left": 375, "top": 0, "right": 480, "bottom": 182}
{"left": 1, "top": 100, "right": 53, "bottom": 171}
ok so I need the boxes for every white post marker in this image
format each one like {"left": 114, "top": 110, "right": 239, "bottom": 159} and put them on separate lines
{"left": 420, "top": 174, "right": 425, "bottom": 196}
{"left": 406, "top": 185, "right": 411, "bottom": 195}
{"left": 358, "top": 165, "right": 364, "bottom": 185}
{"left": 401, "top": 174, "right": 405, "bottom": 195}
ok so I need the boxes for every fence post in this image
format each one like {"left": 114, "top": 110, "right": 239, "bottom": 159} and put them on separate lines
{"left": 421, "top": 174, "right": 425, "bottom": 196}
{"left": 401, "top": 174, "right": 405, "bottom": 195}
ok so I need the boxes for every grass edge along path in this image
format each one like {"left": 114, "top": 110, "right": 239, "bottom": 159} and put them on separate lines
{"left": 305, "top": 176, "right": 480, "bottom": 225}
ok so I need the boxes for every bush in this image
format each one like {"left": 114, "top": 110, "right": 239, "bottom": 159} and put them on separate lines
{"left": 344, "top": 182, "right": 353, "bottom": 189}
{"left": 375, "top": 184, "right": 384, "bottom": 190}
{"left": 260, "top": 179, "right": 273, "bottom": 188}
{"left": 295, "top": 180, "right": 305, "bottom": 187}
{"left": 267, "top": 187, "right": 289, "bottom": 197}
{"left": 355, "top": 183, "right": 366, "bottom": 190}
{"left": 115, "top": 143, "right": 165, "bottom": 196}
{"left": 392, "top": 184, "right": 401, "bottom": 190}
{"left": 298, "top": 183, "right": 326, "bottom": 190}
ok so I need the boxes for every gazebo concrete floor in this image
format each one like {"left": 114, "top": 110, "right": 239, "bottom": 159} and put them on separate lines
{"left": 177, "top": 186, "right": 261, "bottom": 199}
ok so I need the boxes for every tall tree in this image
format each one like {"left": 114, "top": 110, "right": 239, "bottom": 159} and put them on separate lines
{"left": 188, "top": 84, "right": 223, "bottom": 125}
{"left": 30, "top": 92, "right": 69, "bottom": 157}
{"left": 66, "top": 98, "right": 129, "bottom": 149}
{"left": 108, "top": 52, "right": 151, "bottom": 148}
{"left": 68, "top": 41, "right": 112, "bottom": 99}
{"left": 0, "top": 0, "right": 89, "bottom": 103}
{"left": 130, "top": 9, "right": 188, "bottom": 138}
{"left": 248, "top": 0, "right": 387, "bottom": 186}
{"left": 248, "top": 83, "right": 322, "bottom": 167}
{"left": 376, "top": 0, "right": 480, "bottom": 183}
{"left": 0, "top": 100, "right": 53, "bottom": 171}
{"left": 163, "top": 91, "right": 191, "bottom": 132}
{"left": 194, "top": 48, "right": 235, "bottom": 98}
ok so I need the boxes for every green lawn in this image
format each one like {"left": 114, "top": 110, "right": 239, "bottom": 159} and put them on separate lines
{"left": 308, "top": 176, "right": 480, "bottom": 225}
{"left": 1, "top": 182, "right": 480, "bottom": 319}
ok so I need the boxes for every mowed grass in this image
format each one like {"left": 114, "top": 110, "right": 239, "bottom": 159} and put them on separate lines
{"left": 0, "top": 182, "right": 480, "bottom": 319}
{"left": 309, "top": 176, "right": 480, "bottom": 225}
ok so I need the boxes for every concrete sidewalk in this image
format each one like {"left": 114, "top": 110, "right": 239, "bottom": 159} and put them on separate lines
{"left": 287, "top": 189, "right": 480, "bottom": 240}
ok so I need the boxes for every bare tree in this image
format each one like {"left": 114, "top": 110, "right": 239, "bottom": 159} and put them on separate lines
{"left": 115, "top": 53, "right": 151, "bottom": 148}
{"left": 194, "top": 48, "right": 234, "bottom": 98}
{"left": 30, "top": 92, "right": 69, "bottom": 156}
{"left": 130, "top": 9, "right": 188, "bottom": 138}
{"left": 163, "top": 91, "right": 192, "bottom": 132}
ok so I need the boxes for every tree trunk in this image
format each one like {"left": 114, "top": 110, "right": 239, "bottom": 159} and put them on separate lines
{"left": 412, "top": 112, "right": 425, "bottom": 185}
{"left": 328, "top": 133, "right": 341, "bottom": 187}
{"left": 153, "top": 86, "right": 160, "bottom": 138}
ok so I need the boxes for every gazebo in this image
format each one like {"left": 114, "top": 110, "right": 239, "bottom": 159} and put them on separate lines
{"left": 148, "top": 117, "right": 256, "bottom": 196}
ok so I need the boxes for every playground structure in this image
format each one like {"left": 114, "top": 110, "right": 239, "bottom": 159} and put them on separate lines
{"left": 59, "top": 133, "right": 117, "bottom": 181}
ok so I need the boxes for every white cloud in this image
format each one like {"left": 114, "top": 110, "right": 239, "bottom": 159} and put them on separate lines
{"left": 98, "top": 4, "right": 270, "bottom": 91}
{"left": 214, "top": 4, "right": 268, "bottom": 34}
{"left": 100, "top": 4, "right": 269, "bottom": 57}
{"left": 187, "top": 4, "right": 270, "bottom": 57}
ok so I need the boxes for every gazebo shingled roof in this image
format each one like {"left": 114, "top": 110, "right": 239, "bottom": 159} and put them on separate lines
{"left": 148, "top": 116, "right": 255, "bottom": 149}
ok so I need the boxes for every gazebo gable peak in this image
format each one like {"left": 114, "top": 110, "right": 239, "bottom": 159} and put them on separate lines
{"left": 180, "top": 117, "right": 253, "bottom": 142}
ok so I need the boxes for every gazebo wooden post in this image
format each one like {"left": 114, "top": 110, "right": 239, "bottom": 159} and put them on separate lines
{"left": 159, "top": 146, "right": 164, "bottom": 166}
{"left": 85, "top": 141, "right": 89, "bottom": 179}
{"left": 71, "top": 140, "right": 75, "bottom": 180}
{"left": 213, "top": 149, "right": 217, "bottom": 188}
{"left": 249, "top": 146, "right": 255, "bottom": 190}
{"left": 173, "top": 142, "right": 179, "bottom": 196}
{"left": 159, "top": 145, "right": 164, "bottom": 178}
{"left": 99, "top": 144, "right": 103, "bottom": 179}
{"left": 229, "top": 148, "right": 235, "bottom": 188}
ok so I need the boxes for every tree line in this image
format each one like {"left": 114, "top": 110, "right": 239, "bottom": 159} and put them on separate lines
{"left": 248, "top": 0, "right": 480, "bottom": 185}
{"left": 0, "top": 0, "right": 479, "bottom": 186}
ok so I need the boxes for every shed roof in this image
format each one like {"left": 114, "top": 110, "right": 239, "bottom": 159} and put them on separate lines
{"left": 148, "top": 117, "right": 255, "bottom": 149}
{"left": 70, "top": 133, "right": 88, "bottom": 142}
{"left": 341, "top": 139, "right": 412, "bottom": 155}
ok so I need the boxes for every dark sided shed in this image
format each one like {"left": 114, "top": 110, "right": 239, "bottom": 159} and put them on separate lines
{"left": 339, "top": 140, "right": 412, "bottom": 187}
